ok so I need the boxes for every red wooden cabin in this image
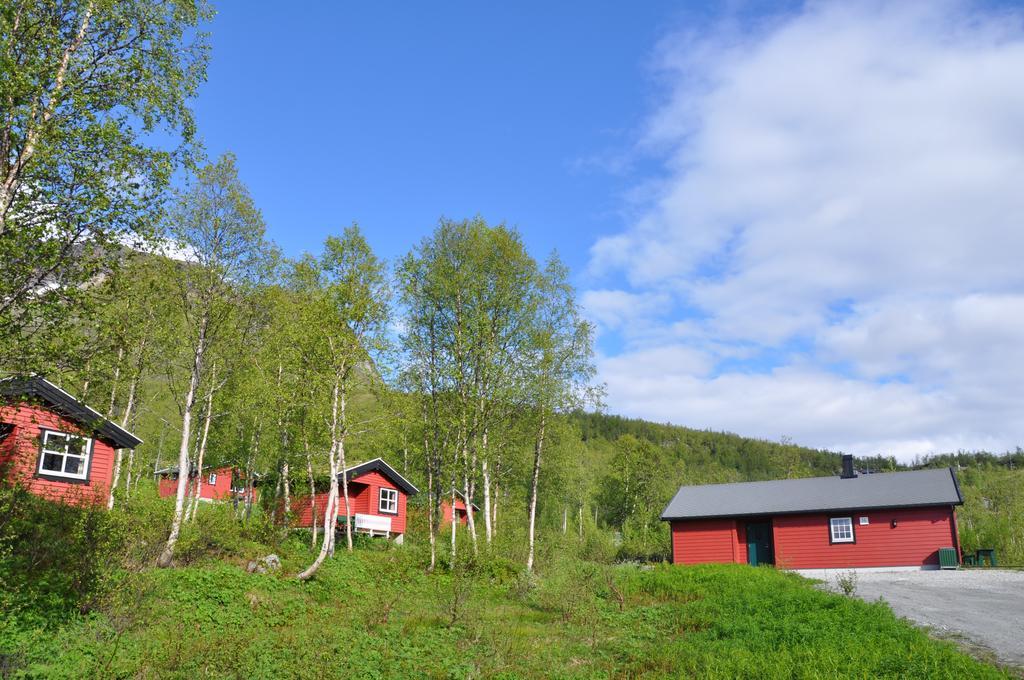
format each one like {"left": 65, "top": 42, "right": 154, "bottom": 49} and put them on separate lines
{"left": 440, "top": 492, "right": 478, "bottom": 527}
{"left": 287, "top": 457, "right": 418, "bottom": 544}
{"left": 156, "top": 465, "right": 259, "bottom": 505}
{"left": 662, "top": 456, "right": 963, "bottom": 570}
{"left": 0, "top": 376, "right": 142, "bottom": 506}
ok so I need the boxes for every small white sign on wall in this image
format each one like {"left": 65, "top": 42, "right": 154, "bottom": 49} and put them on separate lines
{"left": 859, "top": 516, "right": 869, "bottom": 525}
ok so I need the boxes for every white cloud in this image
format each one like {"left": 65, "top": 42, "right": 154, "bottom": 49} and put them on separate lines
{"left": 588, "top": 1, "right": 1024, "bottom": 459}
{"left": 581, "top": 289, "right": 670, "bottom": 332}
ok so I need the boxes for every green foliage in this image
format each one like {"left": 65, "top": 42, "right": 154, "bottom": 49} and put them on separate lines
{"left": 1, "top": 538, "right": 1008, "bottom": 678}
{"left": 957, "top": 466, "right": 1024, "bottom": 565}
{"left": 0, "top": 0, "right": 212, "bottom": 370}
{"left": 0, "top": 485, "right": 123, "bottom": 625}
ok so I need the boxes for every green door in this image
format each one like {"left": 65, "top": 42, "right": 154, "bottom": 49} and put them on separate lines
{"left": 745, "top": 522, "right": 775, "bottom": 566}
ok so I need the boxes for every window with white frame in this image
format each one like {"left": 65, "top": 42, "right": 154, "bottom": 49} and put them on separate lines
{"left": 829, "top": 517, "right": 855, "bottom": 543}
{"left": 379, "top": 487, "right": 398, "bottom": 514}
{"left": 38, "top": 430, "right": 91, "bottom": 481}
{"left": 208, "top": 473, "right": 217, "bottom": 485}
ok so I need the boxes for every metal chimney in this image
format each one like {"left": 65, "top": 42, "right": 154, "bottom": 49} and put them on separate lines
{"left": 840, "top": 454, "right": 857, "bottom": 479}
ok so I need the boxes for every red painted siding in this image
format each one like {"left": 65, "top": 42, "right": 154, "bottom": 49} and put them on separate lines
{"left": 441, "top": 498, "right": 469, "bottom": 526}
{"left": 289, "top": 491, "right": 332, "bottom": 528}
{"left": 773, "top": 506, "right": 958, "bottom": 569}
{"left": 350, "top": 470, "right": 407, "bottom": 534}
{"left": 0, "top": 403, "right": 114, "bottom": 506}
{"left": 671, "top": 518, "right": 741, "bottom": 565}
{"left": 158, "top": 466, "right": 234, "bottom": 501}
{"left": 287, "top": 469, "right": 409, "bottom": 535}
{"left": 670, "top": 506, "right": 960, "bottom": 569}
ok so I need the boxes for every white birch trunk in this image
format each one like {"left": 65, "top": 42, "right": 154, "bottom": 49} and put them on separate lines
{"left": 427, "top": 457, "right": 436, "bottom": 571}
{"left": 157, "top": 312, "right": 208, "bottom": 568}
{"left": 297, "top": 382, "right": 342, "bottom": 580}
{"left": 107, "top": 350, "right": 140, "bottom": 510}
{"left": 339, "top": 378, "right": 353, "bottom": 553}
{"left": 525, "top": 413, "right": 546, "bottom": 573}
{"left": 449, "top": 482, "right": 457, "bottom": 565}
{"left": 305, "top": 436, "right": 317, "bottom": 548}
{"left": 187, "top": 364, "right": 216, "bottom": 523}
{"left": 462, "top": 463, "right": 478, "bottom": 556}
{"left": 481, "top": 455, "right": 493, "bottom": 543}
{"left": 282, "top": 460, "right": 291, "bottom": 516}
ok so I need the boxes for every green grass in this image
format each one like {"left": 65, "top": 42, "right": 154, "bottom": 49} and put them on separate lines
{"left": 0, "top": 541, "right": 1010, "bottom": 679}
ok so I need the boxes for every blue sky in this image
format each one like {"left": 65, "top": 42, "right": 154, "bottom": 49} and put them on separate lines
{"left": 194, "top": 2, "right": 689, "bottom": 271}
{"left": 194, "top": 2, "right": 1024, "bottom": 459}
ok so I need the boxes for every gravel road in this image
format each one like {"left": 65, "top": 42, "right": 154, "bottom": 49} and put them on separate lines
{"left": 816, "top": 569, "right": 1024, "bottom": 669}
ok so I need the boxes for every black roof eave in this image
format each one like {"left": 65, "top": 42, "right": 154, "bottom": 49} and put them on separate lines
{"left": 0, "top": 376, "right": 142, "bottom": 449}
{"left": 338, "top": 457, "right": 419, "bottom": 496}
{"left": 660, "top": 499, "right": 964, "bottom": 523}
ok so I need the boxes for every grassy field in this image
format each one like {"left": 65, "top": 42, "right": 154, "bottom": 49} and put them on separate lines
{"left": 1, "top": 536, "right": 1010, "bottom": 679}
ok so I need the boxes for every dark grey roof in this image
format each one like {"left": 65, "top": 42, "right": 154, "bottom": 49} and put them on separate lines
{"left": 340, "top": 457, "right": 419, "bottom": 496}
{"left": 0, "top": 375, "right": 142, "bottom": 449}
{"left": 661, "top": 467, "right": 962, "bottom": 520}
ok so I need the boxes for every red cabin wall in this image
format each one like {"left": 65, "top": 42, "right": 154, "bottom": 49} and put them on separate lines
{"left": 670, "top": 505, "right": 959, "bottom": 569}
{"left": 350, "top": 470, "right": 407, "bottom": 534}
{"left": 440, "top": 499, "right": 469, "bottom": 526}
{"left": 0, "top": 403, "right": 114, "bottom": 506}
{"left": 288, "top": 491, "right": 333, "bottom": 528}
{"left": 158, "top": 466, "right": 234, "bottom": 501}
{"left": 202, "top": 467, "right": 234, "bottom": 500}
{"left": 287, "top": 470, "right": 409, "bottom": 535}
{"left": 670, "top": 518, "right": 743, "bottom": 565}
{"left": 772, "top": 506, "right": 959, "bottom": 569}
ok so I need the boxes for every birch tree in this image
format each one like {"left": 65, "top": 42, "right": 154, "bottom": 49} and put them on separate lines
{"left": 0, "top": 0, "right": 210, "bottom": 370}
{"left": 524, "top": 255, "right": 598, "bottom": 572}
{"left": 95, "top": 257, "right": 175, "bottom": 509}
{"left": 297, "top": 225, "right": 390, "bottom": 580}
{"left": 156, "top": 154, "right": 269, "bottom": 568}
{"left": 398, "top": 218, "right": 544, "bottom": 566}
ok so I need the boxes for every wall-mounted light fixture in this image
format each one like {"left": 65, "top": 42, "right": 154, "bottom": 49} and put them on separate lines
{"left": 890, "top": 519, "right": 898, "bottom": 529}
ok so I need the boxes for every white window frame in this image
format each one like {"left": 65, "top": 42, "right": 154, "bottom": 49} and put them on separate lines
{"left": 37, "top": 430, "right": 92, "bottom": 481}
{"left": 379, "top": 487, "right": 398, "bottom": 514}
{"left": 208, "top": 473, "right": 218, "bottom": 485}
{"left": 829, "top": 516, "right": 855, "bottom": 543}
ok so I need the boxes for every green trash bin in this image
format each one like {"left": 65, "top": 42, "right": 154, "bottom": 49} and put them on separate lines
{"left": 938, "top": 547, "right": 959, "bottom": 570}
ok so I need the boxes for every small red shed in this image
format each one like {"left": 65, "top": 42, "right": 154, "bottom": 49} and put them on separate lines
{"left": 661, "top": 456, "right": 963, "bottom": 570}
{"left": 440, "top": 491, "right": 478, "bottom": 527}
{"left": 288, "top": 457, "right": 418, "bottom": 544}
{"left": 0, "top": 376, "right": 142, "bottom": 506}
{"left": 156, "top": 464, "right": 235, "bottom": 501}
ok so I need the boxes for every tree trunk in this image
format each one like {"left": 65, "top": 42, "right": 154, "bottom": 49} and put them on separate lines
{"left": 187, "top": 363, "right": 216, "bottom": 523}
{"left": 157, "top": 311, "right": 208, "bottom": 568}
{"left": 427, "top": 454, "right": 436, "bottom": 572}
{"left": 107, "top": 349, "right": 141, "bottom": 510}
{"left": 481, "top": 455, "right": 493, "bottom": 543}
{"left": 106, "top": 346, "right": 124, "bottom": 417}
{"left": 297, "top": 382, "right": 342, "bottom": 580}
{"left": 449, "top": 482, "right": 458, "bottom": 565}
{"left": 296, "top": 469, "right": 338, "bottom": 580}
{"left": 462, "top": 446, "right": 478, "bottom": 556}
{"left": 339, "top": 378, "right": 353, "bottom": 553}
{"left": 305, "top": 435, "right": 317, "bottom": 548}
{"left": 526, "top": 412, "right": 546, "bottom": 573}
{"left": 123, "top": 447, "right": 135, "bottom": 498}
{"left": 282, "top": 460, "right": 291, "bottom": 517}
